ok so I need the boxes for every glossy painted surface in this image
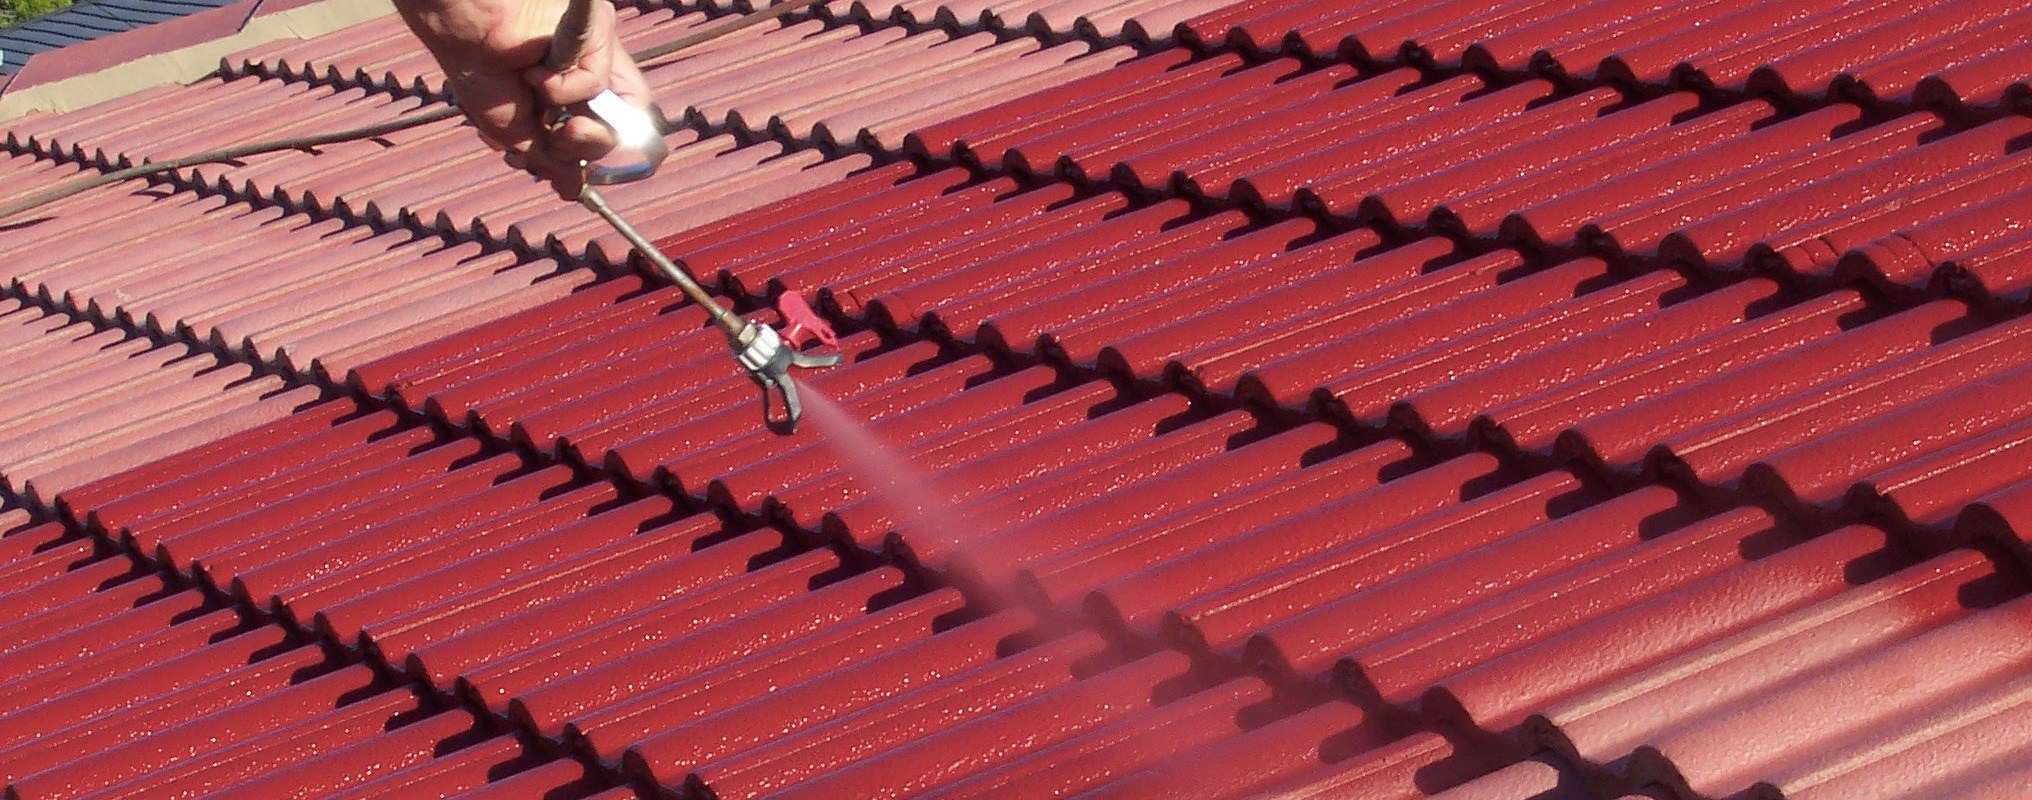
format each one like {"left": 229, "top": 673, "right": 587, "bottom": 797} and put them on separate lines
{"left": 1185, "top": 0, "right": 2032, "bottom": 116}
{"left": 3, "top": 0, "right": 2031, "bottom": 797}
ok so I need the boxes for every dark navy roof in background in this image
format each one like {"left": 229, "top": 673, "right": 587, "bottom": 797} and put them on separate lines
{"left": 0, "top": 0, "right": 236, "bottom": 75}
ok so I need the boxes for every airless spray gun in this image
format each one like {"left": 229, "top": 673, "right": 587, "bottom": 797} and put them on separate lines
{"left": 546, "top": 0, "right": 840, "bottom": 431}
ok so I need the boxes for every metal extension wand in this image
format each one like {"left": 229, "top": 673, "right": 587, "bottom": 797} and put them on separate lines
{"left": 547, "top": 0, "right": 839, "bottom": 431}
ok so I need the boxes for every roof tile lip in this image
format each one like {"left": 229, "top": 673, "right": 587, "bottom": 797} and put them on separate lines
{"left": 557, "top": 585, "right": 979, "bottom": 766}
{"left": 1644, "top": 313, "right": 2032, "bottom": 502}
{"left": 1552, "top": 298, "right": 1977, "bottom": 485}
{"left": 504, "top": 563, "right": 914, "bottom": 740}
{"left": 300, "top": 492, "right": 683, "bottom": 643}
{"left": 1346, "top": 500, "right": 1780, "bottom": 714}
{"left": 1314, "top": 267, "right": 1706, "bottom": 427}
{"left": 660, "top": 630, "right": 1102, "bottom": 798}
{"left": 387, "top": 528, "right": 800, "bottom": 690}
{"left": 1189, "top": 0, "right": 2032, "bottom": 116}
{"left": 1526, "top": 544, "right": 2005, "bottom": 765}
{"left": 1628, "top": 594, "right": 2032, "bottom": 800}
{"left": 1420, "top": 521, "right": 1889, "bottom": 737}
{"left": 1961, "top": 481, "right": 2032, "bottom": 556}
{"left": 1206, "top": 465, "right": 1602, "bottom": 663}
{"left": 1843, "top": 418, "right": 2032, "bottom": 539}
{"left": 463, "top": 545, "right": 850, "bottom": 723}
{"left": 1742, "top": 362, "right": 2032, "bottom": 523}
{"left": 1379, "top": 275, "right": 1788, "bottom": 447}
{"left": 1468, "top": 287, "right": 1872, "bottom": 464}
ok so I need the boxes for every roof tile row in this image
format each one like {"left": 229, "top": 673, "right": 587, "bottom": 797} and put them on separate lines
{"left": 211, "top": 4, "right": 1156, "bottom": 150}
{"left": 225, "top": 0, "right": 1223, "bottom": 104}
{"left": 909, "top": 58, "right": 2032, "bottom": 275}
{"left": 0, "top": 162, "right": 594, "bottom": 376}
{"left": 1177, "top": 0, "right": 2032, "bottom": 115}
{"left": 3, "top": 77, "right": 878, "bottom": 265}
{"left": 809, "top": 0, "right": 1237, "bottom": 43}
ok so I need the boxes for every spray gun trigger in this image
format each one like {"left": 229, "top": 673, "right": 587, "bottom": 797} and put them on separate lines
{"left": 757, "top": 370, "right": 799, "bottom": 431}
{"left": 734, "top": 321, "right": 842, "bottom": 432}
{"left": 756, "top": 348, "right": 842, "bottom": 430}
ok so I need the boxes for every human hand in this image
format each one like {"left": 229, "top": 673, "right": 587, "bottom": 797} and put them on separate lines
{"left": 395, "top": 0, "right": 654, "bottom": 199}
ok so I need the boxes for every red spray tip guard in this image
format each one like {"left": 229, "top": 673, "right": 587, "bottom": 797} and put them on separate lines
{"left": 776, "top": 290, "right": 838, "bottom": 349}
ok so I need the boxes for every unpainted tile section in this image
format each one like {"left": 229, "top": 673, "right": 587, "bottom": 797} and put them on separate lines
{"left": 213, "top": 6, "right": 1145, "bottom": 153}
{"left": 0, "top": 164, "right": 593, "bottom": 377}
{"left": 222, "top": 0, "right": 1224, "bottom": 104}
{"left": 0, "top": 296, "right": 321, "bottom": 509}
{"left": 2, "top": 79, "right": 880, "bottom": 266}
{"left": 811, "top": 0, "right": 1243, "bottom": 45}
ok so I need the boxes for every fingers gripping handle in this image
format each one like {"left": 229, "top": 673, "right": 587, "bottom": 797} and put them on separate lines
{"left": 546, "top": 0, "right": 668, "bottom": 184}
{"left": 544, "top": 0, "right": 595, "bottom": 71}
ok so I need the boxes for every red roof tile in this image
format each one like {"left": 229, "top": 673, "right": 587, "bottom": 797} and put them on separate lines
{"left": 1180, "top": 0, "right": 2032, "bottom": 116}
{"left": 5, "top": 0, "right": 2032, "bottom": 798}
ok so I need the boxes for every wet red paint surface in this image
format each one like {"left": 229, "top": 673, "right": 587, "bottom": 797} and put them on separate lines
{"left": 4, "top": 0, "right": 2032, "bottom": 798}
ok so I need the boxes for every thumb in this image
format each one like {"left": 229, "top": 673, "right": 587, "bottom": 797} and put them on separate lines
{"left": 524, "top": 0, "right": 618, "bottom": 107}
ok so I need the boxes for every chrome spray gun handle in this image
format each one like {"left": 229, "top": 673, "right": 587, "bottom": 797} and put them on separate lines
{"left": 542, "top": 0, "right": 667, "bottom": 185}
{"left": 572, "top": 89, "right": 667, "bottom": 185}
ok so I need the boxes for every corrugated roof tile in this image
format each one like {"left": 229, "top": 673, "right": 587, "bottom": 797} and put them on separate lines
{"left": 7, "top": 0, "right": 2032, "bottom": 796}
{"left": 1177, "top": 0, "right": 2032, "bottom": 115}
